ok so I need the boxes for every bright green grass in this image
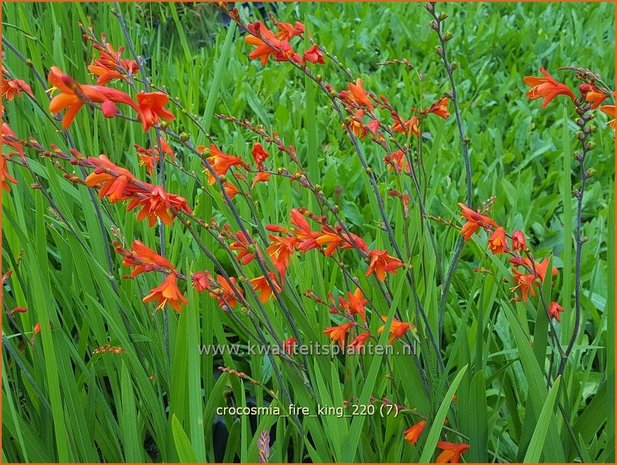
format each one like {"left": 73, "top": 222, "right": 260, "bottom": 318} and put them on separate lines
{"left": 1, "top": 2, "right": 615, "bottom": 463}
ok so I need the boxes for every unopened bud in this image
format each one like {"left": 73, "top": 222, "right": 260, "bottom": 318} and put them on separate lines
{"left": 585, "top": 141, "right": 596, "bottom": 151}
{"left": 26, "top": 59, "right": 33, "bottom": 67}
{"left": 439, "top": 12, "right": 448, "bottom": 20}
{"left": 431, "top": 20, "right": 439, "bottom": 31}
{"left": 426, "top": 3, "right": 435, "bottom": 13}
{"left": 444, "top": 31, "right": 453, "bottom": 41}
{"left": 585, "top": 168, "right": 596, "bottom": 178}
{"left": 449, "top": 62, "right": 458, "bottom": 72}
{"left": 160, "top": 120, "right": 168, "bottom": 130}
{"left": 434, "top": 46, "right": 443, "bottom": 56}
{"left": 179, "top": 132, "right": 189, "bottom": 142}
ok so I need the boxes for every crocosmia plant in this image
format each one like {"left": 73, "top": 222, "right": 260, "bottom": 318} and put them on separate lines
{"left": 1, "top": 2, "right": 614, "bottom": 463}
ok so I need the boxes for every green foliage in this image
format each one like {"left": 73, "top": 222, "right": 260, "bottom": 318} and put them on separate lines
{"left": 2, "top": 2, "right": 614, "bottom": 463}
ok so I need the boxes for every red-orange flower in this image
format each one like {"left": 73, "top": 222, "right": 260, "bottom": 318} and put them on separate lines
{"left": 549, "top": 301, "right": 564, "bottom": 322}
{"left": 192, "top": 271, "right": 213, "bottom": 292}
{"left": 436, "top": 441, "right": 469, "bottom": 463}
{"left": 2, "top": 123, "right": 25, "bottom": 159}
{"left": 251, "top": 142, "right": 269, "bottom": 169}
{"left": 366, "top": 250, "right": 403, "bottom": 281}
{"left": 458, "top": 203, "right": 497, "bottom": 240}
{"left": 223, "top": 182, "right": 240, "bottom": 199}
{"left": 210, "top": 275, "right": 243, "bottom": 309}
{"left": 252, "top": 171, "right": 271, "bottom": 187}
{"left": 349, "top": 331, "right": 371, "bottom": 349}
{"left": 579, "top": 84, "right": 608, "bottom": 109}
{"left": 136, "top": 92, "right": 175, "bottom": 131}
{"left": 384, "top": 149, "right": 409, "bottom": 173}
{"left": 117, "top": 240, "right": 175, "bottom": 277}
{"left": 510, "top": 269, "right": 537, "bottom": 302}
{"left": 378, "top": 316, "right": 410, "bottom": 343}
{"left": 523, "top": 67, "right": 575, "bottom": 108}
{"left": 339, "top": 288, "right": 368, "bottom": 321}
{"left": 391, "top": 115, "right": 420, "bottom": 137}
{"left": 2, "top": 79, "right": 33, "bottom": 101}
{"left": 275, "top": 21, "right": 304, "bottom": 40}
{"left": 246, "top": 22, "right": 300, "bottom": 65}
{"left": 426, "top": 97, "right": 450, "bottom": 119}
{"left": 487, "top": 227, "right": 507, "bottom": 255}
{"left": 84, "top": 155, "right": 138, "bottom": 202}
{"left": 1, "top": 154, "right": 18, "bottom": 192}
{"left": 347, "top": 78, "right": 373, "bottom": 111}
{"left": 126, "top": 186, "right": 192, "bottom": 227}
{"left": 323, "top": 321, "right": 355, "bottom": 347}
{"left": 511, "top": 229, "right": 527, "bottom": 251}
{"left": 403, "top": 420, "right": 426, "bottom": 445}
{"left": 143, "top": 273, "right": 187, "bottom": 313}
{"left": 267, "top": 235, "right": 298, "bottom": 277}
{"left": 283, "top": 336, "right": 297, "bottom": 354}
{"left": 230, "top": 231, "right": 257, "bottom": 265}
{"left": 303, "top": 45, "right": 325, "bottom": 64}
{"left": 48, "top": 66, "right": 137, "bottom": 128}
{"left": 250, "top": 273, "right": 282, "bottom": 303}
{"left": 88, "top": 41, "right": 139, "bottom": 85}
{"left": 203, "top": 144, "right": 249, "bottom": 184}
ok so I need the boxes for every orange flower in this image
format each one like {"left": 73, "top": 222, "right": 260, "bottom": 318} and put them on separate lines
{"left": 436, "top": 442, "right": 469, "bottom": 463}
{"left": 391, "top": 115, "right": 419, "bottom": 137}
{"left": 143, "top": 273, "right": 187, "bottom": 313}
{"left": 511, "top": 229, "right": 527, "bottom": 251}
{"left": 275, "top": 21, "right": 304, "bottom": 40}
{"left": 266, "top": 235, "right": 298, "bottom": 277}
{"left": 366, "top": 250, "right": 403, "bottom": 281}
{"left": 1, "top": 154, "right": 18, "bottom": 191}
{"left": 339, "top": 288, "right": 368, "bottom": 321}
{"left": 48, "top": 66, "right": 137, "bottom": 128}
{"left": 578, "top": 83, "right": 608, "bottom": 109}
{"left": 349, "top": 331, "right": 371, "bottom": 349}
{"left": 88, "top": 41, "right": 139, "bottom": 85}
{"left": 84, "top": 155, "right": 138, "bottom": 202}
{"left": 126, "top": 186, "right": 192, "bottom": 227}
{"left": 246, "top": 22, "right": 300, "bottom": 65}
{"left": 346, "top": 109, "right": 368, "bottom": 138}
{"left": 8, "top": 306, "right": 28, "bottom": 317}
{"left": 203, "top": 144, "right": 248, "bottom": 184}
{"left": 600, "top": 104, "right": 616, "bottom": 129}
{"left": 510, "top": 269, "right": 537, "bottom": 302}
{"left": 136, "top": 92, "right": 175, "bottom": 131}
{"left": 523, "top": 67, "right": 575, "bottom": 108}
{"left": 426, "top": 97, "right": 450, "bottom": 119}
{"left": 2, "top": 123, "right": 25, "bottom": 159}
{"left": 347, "top": 78, "right": 373, "bottom": 111}
{"left": 303, "top": 45, "right": 325, "bottom": 64}
{"left": 118, "top": 240, "right": 175, "bottom": 277}
{"left": 230, "top": 231, "right": 257, "bottom": 265}
{"left": 2, "top": 79, "right": 33, "bottom": 101}
{"left": 487, "top": 227, "right": 507, "bottom": 255}
{"left": 251, "top": 142, "right": 269, "bottom": 168}
{"left": 378, "top": 316, "right": 410, "bottom": 343}
{"left": 458, "top": 203, "right": 497, "bottom": 240}
{"left": 323, "top": 321, "right": 355, "bottom": 347}
{"left": 549, "top": 301, "right": 564, "bottom": 322}
{"left": 290, "top": 209, "right": 320, "bottom": 251}
{"left": 283, "top": 336, "right": 297, "bottom": 354}
{"left": 210, "top": 275, "right": 243, "bottom": 309}
{"left": 223, "top": 182, "right": 240, "bottom": 199}
{"left": 252, "top": 171, "right": 271, "bottom": 187}
{"left": 533, "top": 257, "right": 558, "bottom": 282}
{"left": 250, "top": 273, "right": 282, "bottom": 303}
{"left": 384, "top": 149, "right": 409, "bottom": 173}
{"left": 192, "top": 271, "right": 213, "bottom": 292}
{"left": 403, "top": 420, "right": 426, "bottom": 445}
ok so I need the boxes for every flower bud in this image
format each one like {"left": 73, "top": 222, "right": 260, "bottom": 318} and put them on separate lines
{"left": 434, "top": 46, "right": 443, "bottom": 56}
{"left": 585, "top": 168, "right": 596, "bottom": 178}
{"left": 444, "top": 31, "right": 453, "bottom": 41}
{"left": 179, "top": 132, "right": 189, "bottom": 142}
{"left": 439, "top": 12, "right": 448, "bottom": 20}
{"left": 426, "top": 3, "right": 435, "bottom": 13}
{"left": 431, "top": 21, "right": 439, "bottom": 31}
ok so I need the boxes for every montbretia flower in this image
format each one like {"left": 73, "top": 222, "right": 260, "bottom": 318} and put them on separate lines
{"left": 117, "top": 240, "right": 175, "bottom": 277}
{"left": 346, "top": 78, "right": 373, "bottom": 111}
{"left": 339, "top": 288, "right": 368, "bottom": 321}
{"left": 349, "top": 331, "right": 371, "bottom": 349}
{"left": 266, "top": 235, "right": 298, "bottom": 277}
{"left": 511, "top": 229, "right": 527, "bottom": 251}
{"left": 391, "top": 115, "right": 419, "bottom": 137}
{"left": 436, "top": 441, "right": 469, "bottom": 463}
{"left": 303, "top": 45, "right": 325, "bottom": 64}
{"left": 510, "top": 269, "right": 537, "bottom": 302}
{"left": 2, "top": 123, "right": 25, "bottom": 159}
{"left": 210, "top": 275, "right": 243, "bottom": 309}
{"left": 136, "top": 92, "right": 175, "bottom": 132}
{"left": 458, "top": 203, "right": 497, "bottom": 240}
{"left": 1, "top": 154, "right": 18, "bottom": 191}
{"left": 245, "top": 22, "right": 301, "bottom": 65}
{"left": 223, "top": 182, "right": 240, "bottom": 199}
{"left": 579, "top": 83, "right": 608, "bottom": 109}
{"left": 202, "top": 144, "right": 249, "bottom": 184}
{"left": 523, "top": 67, "right": 575, "bottom": 108}
{"left": 283, "top": 337, "right": 297, "bottom": 354}
{"left": 192, "top": 271, "right": 213, "bottom": 292}
{"left": 126, "top": 186, "right": 192, "bottom": 227}
{"left": 426, "top": 97, "right": 450, "bottom": 119}
{"left": 384, "top": 149, "right": 409, "bottom": 173}
{"left": 487, "top": 227, "right": 507, "bottom": 255}
{"left": 549, "top": 301, "right": 564, "bottom": 322}
{"left": 251, "top": 143, "right": 269, "bottom": 169}
{"left": 48, "top": 66, "right": 137, "bottom": 128}
{"left": 230, "top": 231, "right": 257, "bottom": 265}
{"left": 2, "top": 79, "right": 33, "bottom": 101}
{"left": 252, "top": 171, "right": 271, "bottom": 187}
{"left": 403, "top": 420, "right": 426, "bottom": 445}
{"left": 323, "top": 321, "right": 355, "bottom": 347}
{"left": 142, "top": 273, "right": 187, "bottom": 313}
{"left": 250, "top": 273, "right": 282, "bottom": 303}
{"left": 275, "top": 21, "right": 305, "bottom": 40}
{"left": 366, "top": 250, "right": 403, "bottom": 281}
{"left": 88, "top": 41, "right": 139, "bottom": 85}
{"left": 378, "top": 316, "right": 411, "bottom": 343}
{"left": 84, "top": 155, "right": 138, "bottom": 202}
